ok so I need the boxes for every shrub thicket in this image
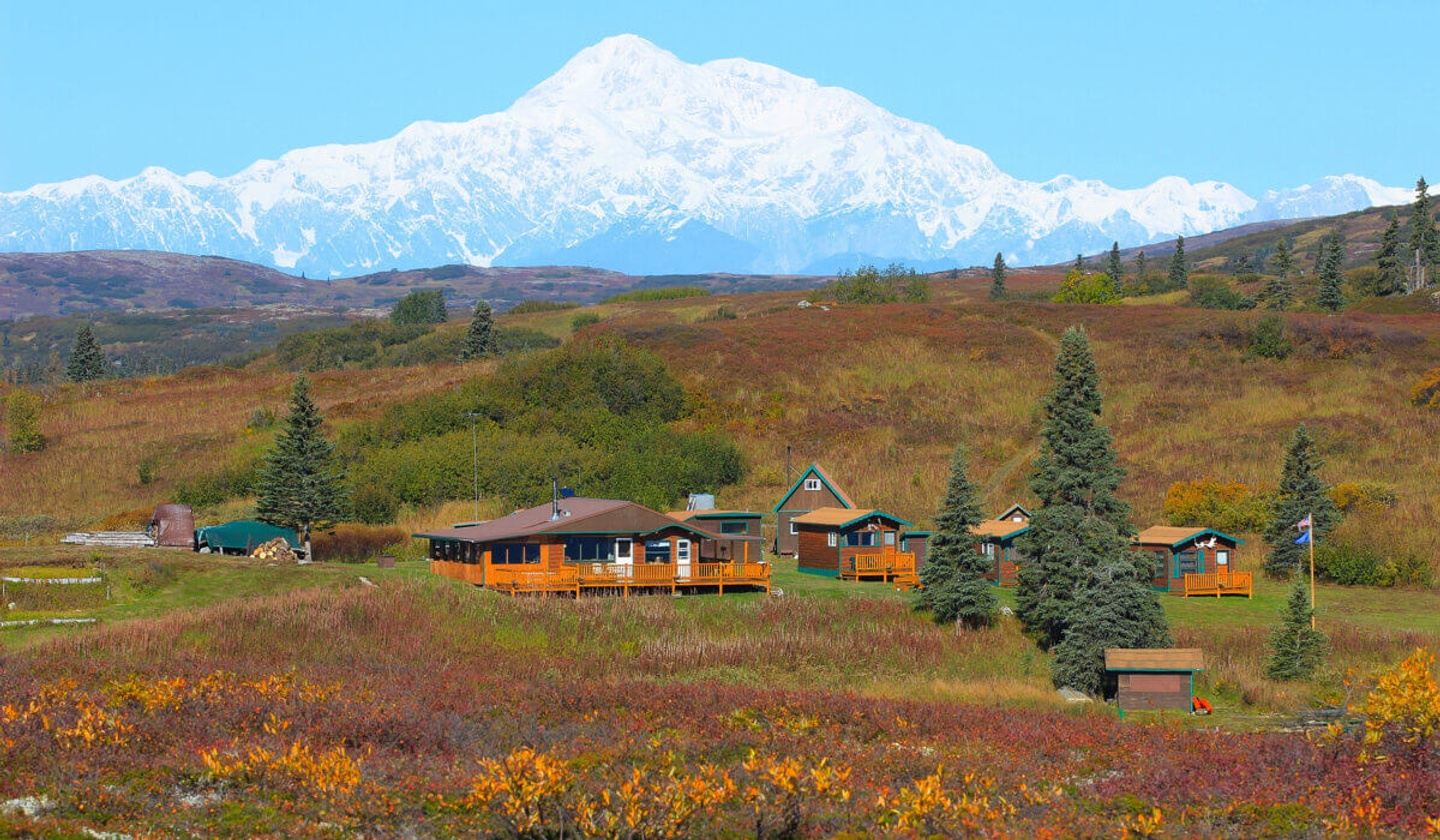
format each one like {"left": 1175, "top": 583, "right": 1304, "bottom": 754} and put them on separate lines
{"left": 1247, "top": 315, "right": 1292, "bottom": 360}
{"left": 1189, "top": 275, "right": 1255, "bottom": 310}
{"left": 343, "top": 337, "right": 744, "bottom": 512}
{"left": 390, "top": 290, "right": 448, "bottom": 325}
{"left": 572, "top": 312, "right": 602, "bottom": 330}
{"left": 822, "top": 264, "right": 929, "bottom": 304}
{"left": 510, "top": 300, "right": 579, "bottom": 314}
{"left": 1163, "top": 479, "right": 1272, "bottom": 533}
{"left": 1051, "top": 270, "right": 1120, "bottom": 304}
{"left": 1411, "top": 367, "right": 1440, "bottom": 409}
{"left": 4, "top": 389, "right": 45, "bottom": 453}
{"left": 603, "top": 286, "right": 711, "bottom": 304}
{"left": 274, "top": 321, "right": 559, "bottom": 372}
{"left": 311, "top": 524, "right": 407, "bottom": 562}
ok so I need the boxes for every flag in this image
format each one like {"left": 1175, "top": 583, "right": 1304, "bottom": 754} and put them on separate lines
{"left": 1295, "top": 514, "right": 1312, "bottom": 532}
{"left": 1294, "top": 530, "right": 1311, "bottom": 545}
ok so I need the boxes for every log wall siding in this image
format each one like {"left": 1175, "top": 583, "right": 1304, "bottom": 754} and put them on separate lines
{"left": 795, "top": 527, "right": 840, "bottom": 572}
{"left": 1116, "top": 673, "right": 1193, "bottom": 710}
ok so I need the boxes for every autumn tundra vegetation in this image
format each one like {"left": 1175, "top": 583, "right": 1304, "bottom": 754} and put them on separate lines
{"left": 2, "top": 203, "right": 1440, "bottom": 833}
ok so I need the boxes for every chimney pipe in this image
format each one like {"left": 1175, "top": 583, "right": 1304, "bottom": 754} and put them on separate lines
{"left": 551, "top": 477, "right": 561, "bottom": 521}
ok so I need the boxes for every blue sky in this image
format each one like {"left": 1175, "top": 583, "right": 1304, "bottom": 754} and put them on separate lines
{"left": 2, "top": 0, "right": 1435, "bottom": 194}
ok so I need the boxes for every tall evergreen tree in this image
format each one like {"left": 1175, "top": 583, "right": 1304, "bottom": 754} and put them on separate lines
{"left": 1073, "top": 253, "right": 1085, "bottom": 273}
{"left": 1167, "top": 236, "right": 1188, "bottom": 289}
{"left": 989, "top": 253, "right": 1007, "bottom": 300}
{"left": 460, "top": 299, "right": 499, "bottom": 360}
{"left": 1265, "top": 576, "right": 1326, "bottom": 680}
{"left": 256, "top": 376, "right": 347, "bottom": 558}
{"left": 1132, "top": 251, "right": 1149, "bottom": 290}
{"left": 1263, "top": 425, "right": 1340, "bottom": 578}
{"left": 1375, "top": 216, "right": 1405, "bottom": 296}
{"left": 1264, "top": 239, "right": 1295, "bottom": 309}
{"left": 1016, "top": 327, "right": 1133, "bottom": 649}
{"left": 1409, "top": 176, "right": 1440, "bottom": 271}
{"left": 1105, "top": 241, "right": 1124, "bottom": 293}
{"left": 390, "top": 289, "right": 448, "bottom": 326}
{"left": 1316, "top": 235, "right": 1346, "bottom": 311}
{"left": 917, "top": 444, "right": 995, "bottom": 629}
{"left": 1051, "top": 555, "right": 1171, "bottom": 694}
{"left": 66, "top": 323, "right": 107, "bottom": 382}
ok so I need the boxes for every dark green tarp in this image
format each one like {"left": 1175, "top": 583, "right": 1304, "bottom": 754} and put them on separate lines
{"left": 193, "top": 520, "right": 300, "bottom": 553}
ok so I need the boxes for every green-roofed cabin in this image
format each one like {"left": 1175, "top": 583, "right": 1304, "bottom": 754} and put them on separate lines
{"left": 1136, "top": 526, "right": 1249, "bottom": 597}
{"left": 792, "top": 507, "right": 920, "bottom": 587}
{"left": 971, "top": 505, "right": 1031, "bottom": 587}
{"left": 771, "top": 464, "right": 854, "bottom": 556}
{"left": 667, "top": 509, "right": 764, "bottom": 563}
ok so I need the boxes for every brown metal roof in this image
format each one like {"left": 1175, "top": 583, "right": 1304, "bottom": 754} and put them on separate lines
{"left": 415, "top": 498, "right": 723, "bottom": 543}
{"left": 1104, "top": 648, "right": 1205, "bottom": 671}
{"left": 971, "top": 520, "right": 1028, "bottom": 540}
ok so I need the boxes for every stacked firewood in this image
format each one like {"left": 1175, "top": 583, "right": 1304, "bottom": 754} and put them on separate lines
{"left": 250, "top": 537, "right": 299, "bottom": 564}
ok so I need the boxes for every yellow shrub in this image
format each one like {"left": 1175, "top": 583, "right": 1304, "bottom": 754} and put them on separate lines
{"left": 1411, "top": 367, "right": 1440, "bottom": 409}
{"left": 1361, "top": 648, "right": 1440, "bottom": 761}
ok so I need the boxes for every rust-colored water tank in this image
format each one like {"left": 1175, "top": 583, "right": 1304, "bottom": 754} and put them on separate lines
{"left": 150, "top": 504, "right": 196, "bottom": 548}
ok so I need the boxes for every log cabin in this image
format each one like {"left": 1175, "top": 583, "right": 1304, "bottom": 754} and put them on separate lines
{"left": 1105, "top": 648, "right": 1205, "bottom": 711}
{"left": 666, "top": 509, "right": 764, "bottom": 563}
{"left": 772, "top": 464, "right": 854, "bottom": 556}
{"left": 792, "top": 507, "right": 926, "bottom": 587}
{"left": 418, "top": 497, "right": 769, "bottom": 596}
{"left": 1136, "top": 526, "right": 1249, "bottom": 597}
{"left": 974, "top": 504, "right": 1031, "bottom": 586}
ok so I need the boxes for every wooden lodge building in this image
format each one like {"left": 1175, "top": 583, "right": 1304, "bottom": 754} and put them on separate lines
{"left": 419, "top": 497, "right": 769, "bottom": 596}
{"left": 773, "top": 464, "right": 854, "bottom": 556}
{"left": 1136, "top": 526, "right": 1250, "bottom": 597}
{"left": 792, "top": 507, "right": 929, "bottom": 587}
{"left": 666, "top": 509, "right": 764, "bottom": 563}
{"left": 974, "top": 504, "right": 1031, "bottom": 587}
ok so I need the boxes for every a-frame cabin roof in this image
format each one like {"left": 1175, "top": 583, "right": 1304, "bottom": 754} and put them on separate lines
{"left": 772, "top": 463, "right": 854, "bottom": 513}
{"left": 996, "top": 503, "right": 1032, "bottom": 521}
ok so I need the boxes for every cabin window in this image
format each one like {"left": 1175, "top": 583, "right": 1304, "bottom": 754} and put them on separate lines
{"left": 1152, "top": 551, "right": 1169, "bottom": 579}
{"left": 565, "top": 537, "right": 613, "bottom": 562}
{"left": 827, "top": 531, "right": 838, "bottom": 547}
{"left": 789, "top": 522, "right": 798, "bottom": 535}
{"left": 883, "top": 531, "right": 896, "bottom": 546}
{"left": 1216, "top": 550, "right": 1230, "bottom": 567}
{"left": 1012, "top": 515, "right": 1024, "bottom": 522}
{"left": 901, "top": 539, "right": 909, "bottom": 552}
{"left": 720, "top": 521, "right": 747, "bottom": 534}
{"left": 982, "top": 542, "right": 996, "bottom": 558}
{"left": 464, "top": 543, "right": 480, "bottom": 564}
{"left": 676, "top": 540, "right": 691, "bottom": 562}
{"left": 845, "top": 532, "right": 877, "bottom": 547}
{"left": 614, "top": 538, "right": 633, "bottom": 563}
{"left": 492, "top": 542, "right": 540, "bottom": 564}
{"left": 429, "top": 541, "right": 444, "bottom": 560}
{"left": 804, "top": 478, "right": 821, "bottom": 491}
{"left": 644, "top": 540, "right": 673, "bottom": 563}
{"left": 1177, "top": 550, "right": 1200, "bottom": 576}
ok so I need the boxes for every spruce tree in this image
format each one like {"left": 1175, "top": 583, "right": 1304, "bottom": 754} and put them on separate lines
{"left": 1264, "top": 239, "right": 1295, "bottom": 309}
{"left": 1052, "top": 555, "right": 1171, "bottom": 694}
{"left": 1375, "top": 215, "right": 1405, "bottom": 296}
{"left": 1409, "top": 176, "right": 1439, "bottom": 271}
{"left": 1263, "top": 425, "right": 1340, "bottom": 578}
{"left": 989, "top": 253, "right": 1007, "bottom": 300}
{"left": 1106, "top": 241, "right": 1124, "bottom": 293}
{"left": 1316, "top": 235, "right": 1347, "bottom": 312}
{"left": 460, "top": 299, "right": 499, "bottom": 360}
{"left": 4, "top": 389, "right": 44, "bottom": 454}
{"left": 66, "top": 323, "right": 107, "bottom": 382}
{"left": 1264, "top": 576, "right": 1326, "bottom": 680}
{"left": 1133, "top": 250, "right": 1148, "bottom": 285}
{"left": 1167, "top": 236, "right": 1188, "bottom": 289}
{"left": 917, "top": 444, "right": 995, "bottom": 629}
{"left": 256, "top": 376, "right": 347, "bottom": 558}
{"left": 1016, "top": 327, "right": 1133, "bottom": 649}
{"left": 1073, "top": 254, "right": 1085, "bottom": 274}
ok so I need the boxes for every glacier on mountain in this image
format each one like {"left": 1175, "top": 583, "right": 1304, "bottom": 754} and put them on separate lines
{"left": 0, "top": 34, "right": 1412, "bottom": 276}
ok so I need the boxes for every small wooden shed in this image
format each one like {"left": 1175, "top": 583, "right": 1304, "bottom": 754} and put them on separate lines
{"left": 149, "top": 504, "right": 195, "bottom": 548}
{"left": 1104, "top": 648, "right": 1205, "bottom": 711}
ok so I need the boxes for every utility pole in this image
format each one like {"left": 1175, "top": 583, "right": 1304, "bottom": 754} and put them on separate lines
{"left": 1308, "top": 509, "right": 1316, "bottom": 630}
{"left": 465, "top": 411, "right": 480, "bottom": 522}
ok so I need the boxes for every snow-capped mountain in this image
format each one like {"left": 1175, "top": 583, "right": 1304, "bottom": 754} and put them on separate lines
{"left": 0, "top": 35, "right": 1412, "bottom": 276}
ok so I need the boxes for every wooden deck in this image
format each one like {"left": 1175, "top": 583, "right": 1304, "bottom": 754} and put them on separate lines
{"left": 1181, "top": 570, "right": 1253, "bottom": 598}
{"left": 432, "top": 560, "right": 770, "bottom": 597}
{"left": 840, "top": 552, "right": 920, "bottom": 588}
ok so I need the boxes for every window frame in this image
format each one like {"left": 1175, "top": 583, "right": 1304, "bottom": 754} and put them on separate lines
{"left": 803, "top": 478, "right": 821, "bottom": 491}
{"left": 827, "top": 531, "right": 837, "bottom": 547}
{"left": 615, "top": 538, "right": 634, "bottom": 564}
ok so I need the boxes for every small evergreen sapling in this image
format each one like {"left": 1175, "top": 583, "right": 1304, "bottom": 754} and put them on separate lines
{"left": 1375, "top": 216, "right": 1405, "bottom": 296}
{"left": 1263, "top": 425, "right": 1340, "bottom": 578}
{"left": 1265, "top": 576, "right": 1326, "bottom": 680}
{"left": 1168, "top": 236, "right": 1188, "bottom": 289}
{"left": 1316, "top": 235, "right": 1347, "bottom": 312}
{"left": 1105, "top": 241, "right": 1124, "bottom": 294}
{"left": 989, "top": 252, "right": 1007, "bottom": 300}
{"left": 460, "top": 299, "right": 499, "bottom": 360}
{"left": 1264, "top": 239, "right": 1295, "bottom": 310}
{"left": 1051, "top": 554, "right": 1172, "bottom": 695}
{"left": 917, "top": 444, "right": 995, "bottom": 629}
{"left": 256, "top": 376, "right": 348, "bottom": 558}
{"left": 66, "top": 323, "right": 107, "bottom": 382}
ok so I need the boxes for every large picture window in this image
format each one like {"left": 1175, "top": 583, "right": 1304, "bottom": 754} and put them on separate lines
{"left": 645, "top": 540, "right": 672, "bottom": 563}
{"left": 720, "top": 521, "right": 748, "bottom": 534}
{"left": 844, "top": 532, "right": 877, "bottom": 547}
{"left": 565, "top": 537, "right": 613, "bottom": 562}
{"left": 492, "top": 543, "right": 540, "bottom": 564}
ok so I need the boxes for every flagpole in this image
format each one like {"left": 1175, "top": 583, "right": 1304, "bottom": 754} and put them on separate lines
{"left": 1308, "top": 510, "right": 1316, "bottom": 630}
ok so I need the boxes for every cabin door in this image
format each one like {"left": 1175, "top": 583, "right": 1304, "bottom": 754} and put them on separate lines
{"left": 676, "top": 539, "right": 692, "bottom": 579}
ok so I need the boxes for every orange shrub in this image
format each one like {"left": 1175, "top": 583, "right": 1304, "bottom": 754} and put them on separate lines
{"left": 1361, "top": 648, "right": 1440, "bottom": 762}
{"left": 1412, "top": 367, "right": 1440, "bottom": 409}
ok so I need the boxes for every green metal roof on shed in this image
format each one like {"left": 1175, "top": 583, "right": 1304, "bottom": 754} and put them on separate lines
{"left": 194, "top": 520, "right": 300, "bottom": 551}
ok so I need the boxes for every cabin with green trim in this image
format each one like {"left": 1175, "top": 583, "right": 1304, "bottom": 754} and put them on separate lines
{"left": 792, "top": 507, "right": 927, "bottom": 580}
{"left": 973, "top": 504, "right": 1031, "bottom": 587}
{"left": 666, "top": 509, "right": 764, "bottom": 563}
{"left": 1136, "top": 526, "right": 1243, "bottom": 593}
{"left": 1105, "top": 648, "right": 1205, "bottom": 710}
{"left": 772, "top": 464, "right": 854, "bottom": 556}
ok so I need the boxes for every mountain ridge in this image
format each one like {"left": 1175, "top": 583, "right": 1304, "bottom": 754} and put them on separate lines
{"left": 0, "top": 34, "right": 1412, "bottom": 276}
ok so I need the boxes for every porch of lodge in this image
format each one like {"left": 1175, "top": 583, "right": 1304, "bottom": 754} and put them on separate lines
{"left": 1180, "top": 569, "right": 1253, "bottom": 598}
{"left": 839, "top": 552, "right": 919, "bottom": 588}
{"left": 431, "top": 558, "right": 770, "bottom": 596}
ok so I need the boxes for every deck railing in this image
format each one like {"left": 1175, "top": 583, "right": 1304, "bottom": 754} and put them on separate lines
{"left": 841, "top": 552, "right": 919, "bottom": 587}
{"left": 475, "top": 560, "right": 769, "bottom": 596}
{"left": 1181, "top": 569, "right": 1253, "bottom": 598}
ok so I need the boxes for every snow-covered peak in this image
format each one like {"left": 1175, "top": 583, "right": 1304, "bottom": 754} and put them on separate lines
{"left": 0, "top": 34, "right": 1413, "bottom": 276}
